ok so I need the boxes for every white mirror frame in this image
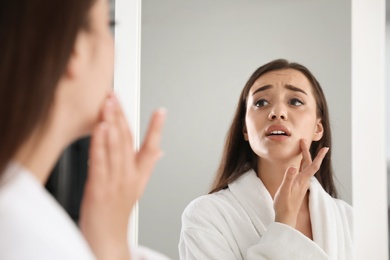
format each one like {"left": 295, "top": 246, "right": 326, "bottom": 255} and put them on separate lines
{"left": 114, "top": 0, "right": 142, "bottom": 247}
{"left": 352, "top": 0, "right": 388, "bottom": 259}
{"left": 114, "top": 0, "right": 389, "bottom": 258}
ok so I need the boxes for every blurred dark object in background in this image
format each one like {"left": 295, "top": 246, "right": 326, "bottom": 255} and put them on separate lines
{"left": 45, "top": 137, "right": 90, "bottom": 223}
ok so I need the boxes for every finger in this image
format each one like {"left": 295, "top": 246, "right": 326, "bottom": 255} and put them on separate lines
{"left": 277, "top": 166, "right": 298, "bottom": 196}
{"left": 302, "top": 147, "right": 329, "bottom": 179}
{"left": 102, "top": 96, "right": 115, "bottom": 123}
{"left": 112, "top": 95, "right": 135, "bottom": 159}
{"left": 88, "top": 122, "right": 109, "bottom": 182}
{"left": 105, "top": 98, "right": 124, "bottom": 180}
{"left": 136, "top": 108, "right": 167, "bottom": 175}
{"left": 299, "top": 139, "right": 312, "bottom": 171}
{"left": 111, "top": 95, "right": 135, "bottom": 177}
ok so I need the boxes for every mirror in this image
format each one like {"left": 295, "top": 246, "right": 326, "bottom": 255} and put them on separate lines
{"left": 139, "top": 0, "right": 353, "bottom": 258}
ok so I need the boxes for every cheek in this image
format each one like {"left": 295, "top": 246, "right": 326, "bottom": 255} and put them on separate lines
{"left": 94, "top": 35, "right": 114, "bottom": 93}
{"left": 245, "top": 111, "right": 265, "bottom": 140}
{"left": 99, "top": 35, "right": 114, "bottom": 74}
{"left": 245, "top": 111, "right": 255, "bottom": 134}
{"left": 85, "top": 41, "right": 114, "bottom": 125}
{"left": 295, "top": 113, "right": 319, "bottom": 140}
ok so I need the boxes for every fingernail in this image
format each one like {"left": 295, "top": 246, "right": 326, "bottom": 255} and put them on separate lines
{"left": 111, "top": 93, "right": 118, "bottom": 103}
{"left": 104, "top": 100, "right": 114, "bottom": 119}
{"left": 156, "top": 107, "right": 167, "bottom": 117}
{"left": 105, "top": 100, "right": 113, "bottom": 112}
{"left": 99, "top": 122, "right": 108, "bottom": 131}
{"left": 290, "top": 166, "right": 297, "bottom": 174}
{"left": 159, "top": 151, "right": 165, "bottom": 158}
{"left": 157, "top": 107, "right": 167, "bottom": 114}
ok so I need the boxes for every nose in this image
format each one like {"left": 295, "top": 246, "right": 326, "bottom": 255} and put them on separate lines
{"left": 268, "top": 105, "right": 287, "bottom": 121}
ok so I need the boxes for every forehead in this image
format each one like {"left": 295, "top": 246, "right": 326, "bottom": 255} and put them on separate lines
{"left": 249, "top": 69, "right": 314, "bottom": 95}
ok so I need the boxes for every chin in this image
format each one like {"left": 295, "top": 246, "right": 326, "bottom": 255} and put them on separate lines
{"left": 255, "top": 147, "right": 301, "bottom": 163}
{"left": 78, "top": 113, "right": 100, "bottom": 138}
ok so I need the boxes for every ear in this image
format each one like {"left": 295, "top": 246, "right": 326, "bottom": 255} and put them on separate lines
{"left": 243, "top": 124, "right": 249, "bottom": 141}
{"left": 313, "top": 119, "right": 324, "bottom": 141}
{"left": 64, "top": 32, "right": 89, "bottom": 80}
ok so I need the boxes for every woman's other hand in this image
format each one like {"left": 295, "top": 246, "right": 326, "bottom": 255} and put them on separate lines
{"left": 79, "top": 94, "right": 166, "bottom": 260}
{"left": 273, "top": 139, "right": 328, "bottom": 228}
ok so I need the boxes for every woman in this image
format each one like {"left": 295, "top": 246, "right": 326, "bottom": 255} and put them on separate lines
{"left": 0, "top": 0, "right": 166, "bottom": 259}
{"left": 179, "top": 59, "right": 353, "bottom": 259}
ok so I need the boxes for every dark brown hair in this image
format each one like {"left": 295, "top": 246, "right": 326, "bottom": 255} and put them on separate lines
{"left": 210, "top": 59, "right": 338, "bottom": 198}
{"left": 0, "top": 0, "right": 95, "bottom": 175}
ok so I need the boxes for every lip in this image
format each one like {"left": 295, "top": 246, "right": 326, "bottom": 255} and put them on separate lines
{"left": 265, "top": 124, "right": 291, "bottom": 142}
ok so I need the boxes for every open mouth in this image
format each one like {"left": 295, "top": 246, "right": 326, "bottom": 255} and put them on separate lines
{"left": 267, "top": 130, "right": 288, "bottom": 136}
{"left": 265, "top": 125, "right": 291, "bottom": 138}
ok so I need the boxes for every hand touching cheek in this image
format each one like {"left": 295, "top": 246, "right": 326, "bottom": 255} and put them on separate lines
{"left": 273, "top": 139, "right": 328, "bottom": 228}
{"left": 79, "top": 94, "right": 166, "bottom": 260}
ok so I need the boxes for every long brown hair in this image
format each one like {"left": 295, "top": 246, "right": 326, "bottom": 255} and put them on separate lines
{"left": 0, "top": 0, "right": 95, "bottom": 175}
{"left": 210, "top": 59, "right": 338, "bottom": 198}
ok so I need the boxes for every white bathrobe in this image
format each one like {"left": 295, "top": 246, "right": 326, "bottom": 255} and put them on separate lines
{"left": 0, "top": 162, "right": 170, "bottom": 260}
{"left": 179, "top": 170, "right": 353, "bottom": 260}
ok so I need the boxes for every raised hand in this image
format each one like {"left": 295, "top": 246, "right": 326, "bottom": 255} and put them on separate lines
{"left": 79, "top": 94, "right": 166, "bottom": 260}
{"left": 273, "top": 139, "right": 328, "bottom": 228}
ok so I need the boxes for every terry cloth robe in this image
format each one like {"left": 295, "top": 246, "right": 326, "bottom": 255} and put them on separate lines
{"left": 179, "top": 169, "right": 353, "bottom": 260}
{"left": 0, "top": 162, "right": 171, "bottom": 260}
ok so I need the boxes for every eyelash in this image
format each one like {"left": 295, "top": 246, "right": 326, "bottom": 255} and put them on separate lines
{"left": 109, "top": 20, "right": 117, "bottom": 27}
{"left": 254, "top": 99, "right": 269, "bottom": 107}
{"left": 254, "top": 98, "right": 304, "bottom": 107}
{"left": 288, "top": 98, "right": 304, "bottom": 106}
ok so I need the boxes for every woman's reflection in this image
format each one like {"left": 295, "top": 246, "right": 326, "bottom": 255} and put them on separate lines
{"left": 179, "top": 59, "right": 353, "bottom": 259}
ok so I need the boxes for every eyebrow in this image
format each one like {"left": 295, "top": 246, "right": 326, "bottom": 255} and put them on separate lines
{"left": 285, "top": 84, "right": 307, "bottom": 95}
{"left": 251, "top": 85, "right": 272, "bottom": 96}
{"left": 252, "top": 84, "right": 307, "bottom": 96}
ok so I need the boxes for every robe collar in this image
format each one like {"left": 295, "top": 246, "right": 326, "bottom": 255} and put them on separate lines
{"left": 228, "top": 169, "right": 347, "bottom": 259}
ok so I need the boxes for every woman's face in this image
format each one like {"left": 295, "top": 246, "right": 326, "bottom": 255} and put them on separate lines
{"left": 244, "top": 69, "right": 323, "bottom": 163}
{"left": 66, "top": 0, "right": 114, "bottom": 133}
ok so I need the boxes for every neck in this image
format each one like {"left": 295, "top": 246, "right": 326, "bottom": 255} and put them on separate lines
{"left": 13, "top": 112, "right": 82, "bottom": 184}
{"left": 257, "top": 156, "right": 302, "bottom": 198}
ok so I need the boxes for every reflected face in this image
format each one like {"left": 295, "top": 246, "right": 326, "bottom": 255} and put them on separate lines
{"left": 244, "top": 69, "right": 323, "bottom": 162}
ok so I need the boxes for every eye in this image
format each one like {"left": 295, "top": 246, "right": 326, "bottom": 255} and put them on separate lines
{"left": 109, "top": 20, "right": 117, "bottom": 28}
{"left": 288, "top": 98, "right": 304, "bottom": 106}
{"left": 254, "top": 99, "right": 269, "bottom": 107}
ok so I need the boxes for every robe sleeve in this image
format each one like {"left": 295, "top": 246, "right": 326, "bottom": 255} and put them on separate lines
{"left": 179, "top": 227, "right": 240, "bottom": 260}
{"left": 247, "top": 222, "right": 329, "bottom": 260}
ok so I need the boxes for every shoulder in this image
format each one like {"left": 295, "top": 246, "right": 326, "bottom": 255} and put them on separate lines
{"left": 182, "top": 190, "right": 231, "bottom": 217}
{"left": 310, "top": 177, "right": 353, "bottom": 221}
{"left": 181, "top": 190, "right": 235, "bottom": 228}
{"left": 332, "top": 198, "right": 353, "bottom": 222}
{"left": 332, "top": 198, "right": 354, "bottom": 242}
{"left": 0, "top": 163, "right": 95, "bottom": 260}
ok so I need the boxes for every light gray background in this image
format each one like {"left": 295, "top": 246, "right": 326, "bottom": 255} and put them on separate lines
{"left": 386, "top": 0, "right": 390, "bottom": 159}
{"left": 139, "top": 1, "right": 351, "bottom": 258}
